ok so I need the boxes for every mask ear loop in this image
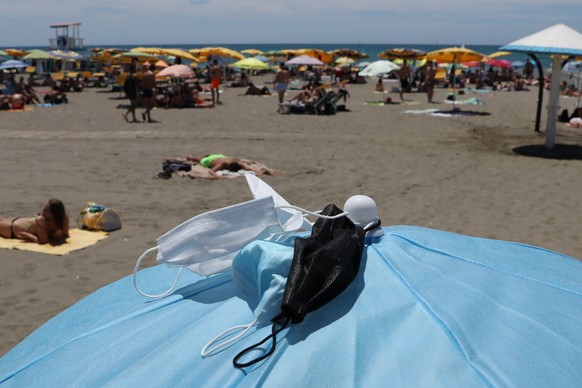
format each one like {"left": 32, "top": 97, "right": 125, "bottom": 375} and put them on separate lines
{"left": 133, "top": 246, "right": 185, "bottom": 299}
{"left": 201, "top": 317, "right": 259, "bottom": 358}
{"left": 276, "top": 205, "right": 348, "bottom": 220}
{"left": 363, "top": 218, "right": 382, "bottom": 232}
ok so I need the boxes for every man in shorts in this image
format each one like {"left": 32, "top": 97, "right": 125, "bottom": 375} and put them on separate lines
{"left": 399, "top": 60, "right": 411, "bottom": 101}
{"left": 273, "top": 64, "right": 290, "bottom": 104}
{"left": 210, "top": 60, "right": 222, "bottom": 105}
{"left": 141, "top": 64, "right": 157, "bottom": 123}
{"left": 123, "top": 65, "right": 140, "bottom": 122}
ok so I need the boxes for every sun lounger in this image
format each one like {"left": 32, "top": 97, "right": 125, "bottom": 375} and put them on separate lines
{"left": 279, "top": 92, "right": 339, "bottom": 115}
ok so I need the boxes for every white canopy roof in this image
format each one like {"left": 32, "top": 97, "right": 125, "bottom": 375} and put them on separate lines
{"left": 500, "top": 23, "right": 582, "bottom": 56}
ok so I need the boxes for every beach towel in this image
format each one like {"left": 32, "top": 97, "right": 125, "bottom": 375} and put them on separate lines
{"left": 404, "top": 108, "right": 440, "bottom": 115}
{"left": 444, "top": 97, "right": 484, "bottom": 105}
{"left": 156, "top": 158, "right": 281, "bottom": 180}
{"left": 431, "top": 109, "right": 491, "bottom": 117}
{"left": 0, "top": 228, "right": 109, "bottom": 256}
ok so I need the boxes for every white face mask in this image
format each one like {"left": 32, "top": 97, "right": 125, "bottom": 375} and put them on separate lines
{"left": 133, "top": 196, "right": 299, "bottom": 298}
{"left": 133, "top": 173, "right": 311, "bottom": 299}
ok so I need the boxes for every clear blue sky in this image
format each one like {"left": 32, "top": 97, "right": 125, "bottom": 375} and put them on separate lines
{"left": 1, "top": 0, "right": 581, "bottom": 47}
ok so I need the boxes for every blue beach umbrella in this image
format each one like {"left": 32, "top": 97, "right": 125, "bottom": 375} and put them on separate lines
{"left": 0, "top": 209, "right": 581, "bottom": 386}
{"left": 0, "top": 59, "right": 28, "bottom": 70}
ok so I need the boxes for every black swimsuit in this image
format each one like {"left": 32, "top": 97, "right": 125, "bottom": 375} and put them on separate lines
{"left": 10, "top": 217, "right": 21, "bottom": 239}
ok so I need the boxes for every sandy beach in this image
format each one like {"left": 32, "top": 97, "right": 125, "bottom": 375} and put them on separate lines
{"left": 1, "top": 75, "right": 581, "bottom": 356}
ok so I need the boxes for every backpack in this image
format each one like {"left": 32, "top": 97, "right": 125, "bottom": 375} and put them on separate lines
{"left": 78, "top": 202, "right": 122, "bottom": 232}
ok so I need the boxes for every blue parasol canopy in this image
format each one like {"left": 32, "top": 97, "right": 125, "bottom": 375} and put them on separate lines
{"left": 1, "top": 225, "right": 581, "bottom": 386}
{"left": 0, "top": 60, "right": 28, "bottom": 70}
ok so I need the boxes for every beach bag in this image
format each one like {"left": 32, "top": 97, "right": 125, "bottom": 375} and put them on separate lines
{"left": 78, "top": 202, "right": 122, "bottom": 232}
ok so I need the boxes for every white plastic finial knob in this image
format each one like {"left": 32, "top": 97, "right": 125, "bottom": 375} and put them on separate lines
{"left": 344, "top": 195, "right": 384, "bottom": 237}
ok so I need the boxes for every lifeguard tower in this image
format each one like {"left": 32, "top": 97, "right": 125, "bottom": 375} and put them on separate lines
{"left": 49, "top": 22, "right": 84, "bottom": 51}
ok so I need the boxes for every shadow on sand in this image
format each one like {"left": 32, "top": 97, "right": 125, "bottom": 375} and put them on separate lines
{"left": 513, "top": 144, "right": 582, "bottom": 160}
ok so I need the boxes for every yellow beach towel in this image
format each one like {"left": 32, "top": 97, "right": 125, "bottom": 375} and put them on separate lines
{"left": 0, "top": 228, "right": 109, "bottom": 255}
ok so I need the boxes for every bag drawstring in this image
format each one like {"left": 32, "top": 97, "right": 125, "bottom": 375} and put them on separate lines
{"left": 233, "top": 314, "right": 290, "bottom": 369}
{"left": 133, "top": 246, "right": 184, "bottom": 299}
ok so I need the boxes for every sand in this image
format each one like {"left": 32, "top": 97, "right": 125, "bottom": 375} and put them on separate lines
{"left": 1, "top": 75, "right": 581, "bottom": 356}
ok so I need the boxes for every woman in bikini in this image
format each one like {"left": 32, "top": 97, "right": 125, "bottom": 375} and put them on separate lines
{"left": 0, "top": 199, "right": 70, "bottom": 245}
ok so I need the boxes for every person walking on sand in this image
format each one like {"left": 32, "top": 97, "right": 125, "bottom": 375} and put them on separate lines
{"left": 398, "top": 60, "right": 411, "bottom": 101}
{"left": 210, "top": 60, "right": 222, "bottom": 105}
{"left": 141, "top": 64, "right": 157, "bottom": 123}
{"left": 123, "top": 64, "right": 140, "bottom": 123}
{"left": 273, "top": 64, "right": 290, "bottom": 104}
{"left": 424, "top": 61, "right": 437, "bottom": 103}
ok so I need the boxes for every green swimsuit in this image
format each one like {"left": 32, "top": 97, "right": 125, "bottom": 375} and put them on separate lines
{"left": 200, "top": 154, "right": 226, "bottom": 168}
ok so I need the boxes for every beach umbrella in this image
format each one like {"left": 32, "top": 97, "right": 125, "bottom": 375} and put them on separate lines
{"left": 23, "top": 50, "right": 53, "bottom": 60}
{"left": 163, "top": 49, "right": 199, "bottom": 63}
{"left": 189, "top": 47, "right": 245, "bottom": 61}
{"left": 241, "top": 49, "right": 264, "bottom": 56}
{"left": 0, "top": 49, "right": 8, "bottom": 57}
{"left": 0, "top": 59, "right": 28, "bottom": 70}
{"left": 330, "top": 48, "right": 369, "bottom": 60}
{"left": 295, "top": 49, "right": 334, "bottom": 63}
{"left": 427, "top": 47, "right": 485, "bottom": 108}
{"left": 500, "top": 23, "right": 582, "bottom": 148}
{"left": 113, "top": 51, "right": 159, "bottom": 63}
{"left": 335, "top": 56, "right": 355, "bottom": 66}
{"left": 130, "top": 47, "right": 165, "bottom": 55}
{"left": 156, "top": 64, "right": 194, "bottom": 78}
{"left": 486, "top": 58, "right": 511, "bottom": 69}
{"left": 379, "top": 48, "right": 426, "bottom": 60}
{"left": 231, "top": 57, "right": 269, "bottom": 71}
{"left": 49, "top": 50, "right": 83, "bottom": 60}
{"left": 426, "top": 47, "right": 485, "bottom": 64}
{"left": 1, "top": 186, "right": 581, "bottom": 387}
{"left": 487, "top": 50, "right": 512, "bottom": 58}
{"left": 155, "top": 60, "right": 169, "bottom": 69}
{"left": 358, "top": 60, "right": 400, "bottom": 77}
{"left": 285, "top": 55, "right": 324, "bottom": 66}
{"left": 3, "top": 49, "right": 26, "bottom": 57}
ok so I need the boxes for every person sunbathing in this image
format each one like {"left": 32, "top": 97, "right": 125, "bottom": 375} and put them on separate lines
{"left": 186, "top": 154, "right": 262, "bottom": 177}
{"left": 245, "top": 83, "right": 271, "bottom": 96}
{"left": 0, "top": 199, "right": 70, "bottom": 245}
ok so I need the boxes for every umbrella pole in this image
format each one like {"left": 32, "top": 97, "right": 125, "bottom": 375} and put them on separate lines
{"left": 528, "top": 53, "right": 544, "bottom": 133}
{"left": 545, "top": 55, "right": 562, "bottom": 149}
{"left": 451, "top": 62, "right": 457, "bottom": 110}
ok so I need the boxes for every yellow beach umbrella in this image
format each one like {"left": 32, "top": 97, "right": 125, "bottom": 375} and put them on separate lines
{"left": 189, "top": 47, "right": 244, "bottom": 61}
{"left": 163, "top": 49, "right": 199, "bottom": 63}
{"left": 335, "top": 56, "right": 355, "bottom": 66}
{"left": 426, "top": 47, "right": 485, "bottom": 64}
{"left": 427, "top": 47, "right": 485, "bottom": 109}
{"left": 113, "top": 51, "right": 159, "bottom": 63}
{"left": 131, "top": 47, "right": 165, "bottom": 56}
{"left": 241, "top": 49, "right": 264, "bottom": 56}
{"left": 231, "top": 57, "right": 269, "bottom": 70}
{"left": 488, "top": 51, "right": 512, "bottom": 58}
